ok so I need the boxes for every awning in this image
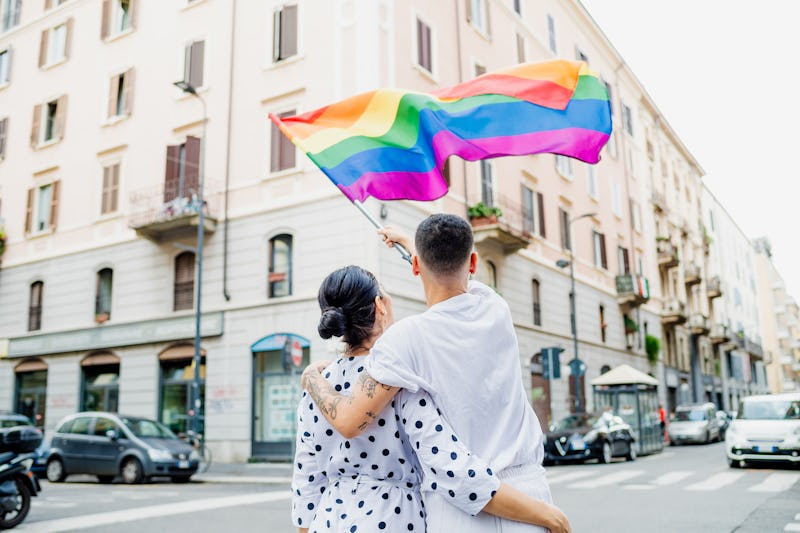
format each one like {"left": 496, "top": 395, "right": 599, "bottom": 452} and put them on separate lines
{"left": 81, "top": 352, "right": 121, "bottom": 367}
{"left": 590, "top": 364, "right": 658, "bottom": 386}
{"left": 159, "top": 344, "right": 207, "bottom": 361}
{"left": 15, "top": 358, "right": 48, "bottom": 373}
{"left": 250, "top": 333, "right": 311, "bottom": 353}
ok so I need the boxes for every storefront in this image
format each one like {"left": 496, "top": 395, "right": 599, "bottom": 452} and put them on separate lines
{"left": 158, "top": 344, "right": 206, "bottom": 436}
{"left": 14, "top": 359, "right": 48, "bottom": 428}
{"left": 251, "top": 333, "right": 310, "bottom": 459}
{"left": 80, "top": 352, "right": 120, "bottom": 412}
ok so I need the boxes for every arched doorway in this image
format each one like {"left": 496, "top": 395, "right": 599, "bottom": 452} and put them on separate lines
{"left": 158, "top": 343, "right": 206, "bottom": 436}
{"left": 251, "top": 333, "right": 310, "bottom": 459}
{"left": 529, "top": 353, "right": 551, "bottom": 433}
{"left": 15, "top": 358, "right": 48, "bottom": 428}
{"left": 80, "top": 352, "right": 120, "bottom": 413}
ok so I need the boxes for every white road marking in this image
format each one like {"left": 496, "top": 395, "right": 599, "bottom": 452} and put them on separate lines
{"left": 622, "top": 484, "right": 656, "bottom": 490}
{"left": 685, "top": 472, "right": 744, "bottom": 491}
{"left": 545, "top": 470, "right": 596, "bottom": 485}
{"left": 784, "top": 523, "right": 800, "bottom": 532}
{"left": 16, "top": 491, "right": 291, "bottom": 533}
{"left": 651, "top": 471, "right": 693, "bottom": 486}
{"left": 796, "top": 514, "right": 800, "bottom": 521}
{"left": 748, "top": 473, "right": 800, "bottom": 493}
{"left": 568, "top": 470, "right": 644, "bottom": 489}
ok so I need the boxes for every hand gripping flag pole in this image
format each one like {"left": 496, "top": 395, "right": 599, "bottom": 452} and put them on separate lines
{"left": 351, "top": 200, "right": 413, "bottom": 264}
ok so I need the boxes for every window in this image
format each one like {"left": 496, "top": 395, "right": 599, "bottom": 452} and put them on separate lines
{"left": 39, "top": 20, "right": 72, "bottom": 67}
{"left": 547, "top": 14, "right": 556, "bottom": 54}
{"left": 15, "top": 365, "right": 47, "bottom": 428}
{"left": 441, "top": 157, "right": 451, "bottom": 187}
{"left": 174, "top": 252, "right": 195, "bottom": 311}
{"left": 160, "top": 356, "right": 205, "bottom": 435}
{"left": 559, "top": 208, "right": 570, "bottom": 250}
{"left": 617, "top": 246, "right": 630, "bottom": 275}
{"left": 474, "top": 62, "right": 486, "bottom": 77}
{"left": 25, "top": 181, "right": 60, "bottom": 234}
{"left": 480, "top": 160, "right": 494, "bottom": 206}
{"left": 467, "top": 0, "right": 489, "bottom": 36}
{"left": 0, "top": 47, "right": 10, "bottom": 84}
{"left": 602, "top": 80, "right": 614, "bottom": 114}
{"left": 269, "top": 234, "right": 293, "bottom": 297}
{"left": 164, "top": 137, "right": 200, "bottom": 202}
{"left": 575, "top": 47, "right": 588, "bottom": 64}
{"left": 273, "top": 4, "right": 298, "bottom": 62}
{"left": 606, "top": 128, "right": 617, "bottom": 158}
{"left": 183, "top": 40, "right": 205, "bottom": 89}
{"left": 536, "top": 191, "right": 546, "bottom": 238}
{"left": 593, "top": 231, "right": 607, "bottom": 269}
{"left": 82, "top": 361, "right": 119, "bottom": 413}
{"left": 95, "top": 268, "right": 113, "bottom": 319}
{"left": 621, "top": 103, "right": 633, "bottom": 135}
{"left": 1, "top": 0, "right": 21, "bottom": 32}
{"left": 101, "top": 0, "right": 135, "bottom": 39}
{"left": 532, "top": 279, "right": 541, "bottom": 326}
{"left": 516, "top": 33, "right": 525, "bottom": 63}
{"left": 555, "top": 155, "right": 573, "bottom": 179}
{"left": 611, "top": 180, "right": 621, "bottom": 216}
{"left": 0, "top": 117, "right": 7, "bottom": 160}
{"left": 29, "top": 281, "right": 43, "bottom": 331}
{"left": 108, "top": 68, "right": 135, "bottom": 118}
{"left": 101, "top": 163, "right": 120, "bottom": 214}
{"left": 270, "top": 110, "right": 296, "bottom": 172}
{"left": 521, "top": 185, "right": 535, "bottom": 235}
{"left": 513, "top": 0, "right": 522, "bottom": 15}
{"left": 587, "top": 165, "right": 598, "bottom": 198}
{"left": 599, "top": 305, "right": 606, "bottom": 342}
{"left": 485, "top": 260, "right": 497, "bottom": 289}
{"left": 632, "top": 201, "right": 642, "bottom": 232}
{"left": 31, "top": 96, "right": 67, "bottom": 146}
{"left": 415, "top": 16, "right": 432, "bottom": 74}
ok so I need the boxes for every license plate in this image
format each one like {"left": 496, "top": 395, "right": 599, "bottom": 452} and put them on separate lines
{"left": 178, "top": 460, "right": 190, "bottom": 469}
{"left": 753, "top": 446, "right": 777, "bottom": 453}
{"left": 571, "top": 441, "right": 585, "bottom": 451}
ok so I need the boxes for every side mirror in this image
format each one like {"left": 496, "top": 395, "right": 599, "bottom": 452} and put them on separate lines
{"left": 106, "top": 429, "right": 119, "bottom": 441}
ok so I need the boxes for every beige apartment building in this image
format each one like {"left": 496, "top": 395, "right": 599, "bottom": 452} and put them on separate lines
{"left": 0, "top": 0, "right": 774, "bottom": 462}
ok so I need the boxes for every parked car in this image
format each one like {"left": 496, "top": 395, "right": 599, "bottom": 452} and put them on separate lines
{"left": 544, "top": 412, "right": 637, "bottom": 465}
{"left": 726, "top": 392, "right": 800, "bottom": 468}
{"left": 0, "top": 412, "right": 48, "bottom": 476}
{"left": 716, "top": 410, "right": 732, "bottom": 439}
{"left": 45, "top": 412, "right": 200, "bottom": 484}
{"left": 668, "top": 403, "right": 721, "bottom": 445}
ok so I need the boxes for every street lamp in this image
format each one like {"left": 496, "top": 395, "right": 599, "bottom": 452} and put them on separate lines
{"left": 556, "top": 212, "right": 597, "bottom": 414}
{"left": 173, "top": 80, "right": 207, "bottom": 439}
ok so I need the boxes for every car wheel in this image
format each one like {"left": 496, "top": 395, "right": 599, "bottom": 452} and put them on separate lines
{"left": 599, "top": 441, "right": 612, "bottom": 464}
{"left": 97, "top": 475, "right": 114, "bottom": 484}
{"left": 626, "top": 442, "right": 637, "bottom": 461}
{"left": 121, "top": 457, "right": 144, "bottom": 485}
{"left": 727, "top": 457, "right": 742, "bottom": 468}
{"left": 46, "top": 457, "right": 67, "bottom": 483}
{"left": 171, "top": 475, "right": 192, "bottom": 483}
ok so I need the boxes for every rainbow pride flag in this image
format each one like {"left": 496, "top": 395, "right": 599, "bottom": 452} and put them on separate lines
{"left": 270, "top": 60, "right": 611, "bottom": 203}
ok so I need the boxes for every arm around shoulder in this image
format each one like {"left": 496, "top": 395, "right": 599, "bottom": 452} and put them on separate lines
{"left": 482, "top": 483, "right": 571, "bottom": 533}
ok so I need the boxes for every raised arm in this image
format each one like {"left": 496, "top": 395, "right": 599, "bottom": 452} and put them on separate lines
{"left": 301, "top": 364, "right": 399, "bottom": 439}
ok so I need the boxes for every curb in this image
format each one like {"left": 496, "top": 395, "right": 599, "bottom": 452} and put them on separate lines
{"left": 193, "top": 475, "right": 292, "bottom": 485}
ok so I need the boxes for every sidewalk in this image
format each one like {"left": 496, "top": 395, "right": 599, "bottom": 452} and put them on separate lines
{"left": 193, "top": 461, "right": 293, "bottom": 485}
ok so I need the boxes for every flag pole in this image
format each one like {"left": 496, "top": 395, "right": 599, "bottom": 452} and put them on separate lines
{"left": 352, "top": 200, "right": 412, "bottom": 264}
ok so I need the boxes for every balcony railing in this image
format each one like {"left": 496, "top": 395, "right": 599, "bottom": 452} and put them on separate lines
{"left": 657, "top": 240, "right": 680, "bottom": 269}
{"left": 688, "top": 313, "right": 710, "bottom": 335}
{"left": 615, "top": 273, "right": 650, "bottom": 306}
{"left": 129, "top": 182, "right": 219, "bottom": 242}
{"left": 470, "top": 195, "right": 534, "bottom": 254}
{"left": 707, "top": 276, "right": 722, "bottom": 299}
{"left": 651, "top": 191, "right": 668, "bottom": 213}
{"left": 709, "top": 323, "right": 729, "bottom": 345}
{"left": 661, "top": 299, "right": 687, "bottom": 326}
{"left": 684, "top": 263, "right": 701, "bottom": 286}
{"left": 745, "top": 337, "right": 764, "bottom": 359}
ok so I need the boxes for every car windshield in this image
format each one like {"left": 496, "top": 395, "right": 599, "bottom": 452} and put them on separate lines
{"left": 739, "top": 399, "right": 800, "bottom": 420}
{"left": 553, "top": 414, "right": 599, "bottom": 430}
{"left": 675, "top": 409, "right": 706, "bottom": 421}
{"left": 121, "top": 417, "right": 177, "bottom": 439}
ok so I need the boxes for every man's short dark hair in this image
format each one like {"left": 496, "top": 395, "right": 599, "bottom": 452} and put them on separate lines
{"left": 415, "top": 214, "right": 473, "bottom": 276}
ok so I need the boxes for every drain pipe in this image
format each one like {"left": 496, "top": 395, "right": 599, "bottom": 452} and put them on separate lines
{"left": 222, "top": 0, "right": 237, "bottom": 301}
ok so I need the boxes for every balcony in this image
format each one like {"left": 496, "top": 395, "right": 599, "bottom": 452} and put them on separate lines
{"left": 129, "top": 184, "right": 219, "bottom": 242}
{"left": 470, "top": 197, "right": 534, "bottom": 255}
{"left": 615, "top": 274, "right": 650, "bottom": 307}
{"left": 661, "top": 299, "right": 687, "bottom": 326}
{"left": 688, "top": 313, "right": 710, "bottom": 335}
{"left": 746, "top": 337, "right": 764, "bottom": 359}
{"left": 709, "top": 323, "right": 730, "bottom": 345}
{"left": 651, "top": 191, "right": 668, "bottom": 213}
{"left": 684, "top": 263, "right": 701, "bottom": 286}
{"left": 707, "top": 276, "right": 722, "bottom": 299}
{"left": 657, "top": 240, "right": 680, "bottom": 270}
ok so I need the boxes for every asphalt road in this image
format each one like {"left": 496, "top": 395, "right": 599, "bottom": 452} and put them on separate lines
{"left": 13, "top": 443, "right": 800, "bottom": 532}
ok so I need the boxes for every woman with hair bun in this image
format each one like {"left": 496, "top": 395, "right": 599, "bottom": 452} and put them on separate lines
{"left": 291, "top": 265, "right": 570, "bottom": 533}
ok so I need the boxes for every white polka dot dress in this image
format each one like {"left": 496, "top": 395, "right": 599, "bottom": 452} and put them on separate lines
{"left": 292, "top": 356, "right": 500, "bottom": 532}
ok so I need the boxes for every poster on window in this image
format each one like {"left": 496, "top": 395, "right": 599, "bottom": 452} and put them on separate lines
{"left": 267, "top": 384, "right": 296, "bottom": 440}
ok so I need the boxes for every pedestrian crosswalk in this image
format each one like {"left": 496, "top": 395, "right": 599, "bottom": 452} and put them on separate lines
{"left": 546, "top": 468, "right": 800, "bottom": 494}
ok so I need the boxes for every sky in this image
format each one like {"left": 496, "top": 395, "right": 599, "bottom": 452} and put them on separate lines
{"left": 580, "top": 0, "right": 800, "bottom": 300}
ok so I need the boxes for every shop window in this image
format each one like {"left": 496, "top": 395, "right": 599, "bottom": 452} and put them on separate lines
{"left": 81, "top": 353, "right": 120, "bottom": 412}
{"left": 15, "top": 360, "right": 48, "bottom": 428}
{"left": 159, "top": 347, "right": 205, "bottom": 436}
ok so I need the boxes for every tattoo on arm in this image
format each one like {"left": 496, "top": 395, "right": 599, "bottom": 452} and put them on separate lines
{"left": 357, "top": 372, "right": 394, "bottom": 398}
{"left": 304, "top": 369, "right": 351, "bottom": 420}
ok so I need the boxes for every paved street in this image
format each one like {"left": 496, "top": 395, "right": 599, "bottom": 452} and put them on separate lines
{"left": 14, "top": 444, "right": 800, "bottom": 532}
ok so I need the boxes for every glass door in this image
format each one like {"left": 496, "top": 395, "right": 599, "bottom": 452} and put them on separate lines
{"left": 160, "top": 358, "right": 205, "bottom": 436}
{"left": 15, "top": 370, "right": 48, "bottom": 428}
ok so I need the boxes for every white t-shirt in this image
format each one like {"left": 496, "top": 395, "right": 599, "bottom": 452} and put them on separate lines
{"left": 365, "top": 280, "right": 543, "bottom": 472}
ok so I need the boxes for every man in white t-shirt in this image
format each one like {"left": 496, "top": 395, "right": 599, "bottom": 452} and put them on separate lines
{"left": 302, "top": 214, "right": 567, "bottom": 532}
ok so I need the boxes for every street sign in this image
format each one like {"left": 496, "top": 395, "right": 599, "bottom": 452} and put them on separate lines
{"left": 541, "top": 347, "right": 563, "bottom": 380}
{"left": 291, "top": 340, "right": 303, "bottom": 367}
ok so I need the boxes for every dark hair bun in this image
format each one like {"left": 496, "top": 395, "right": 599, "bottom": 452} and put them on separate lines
{"left": 318, "top": 307, "right": 347, "bottom": 339}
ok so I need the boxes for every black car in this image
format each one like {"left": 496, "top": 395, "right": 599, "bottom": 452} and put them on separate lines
{"left": 544, "top": 413, "right": 637, "bottom": 465}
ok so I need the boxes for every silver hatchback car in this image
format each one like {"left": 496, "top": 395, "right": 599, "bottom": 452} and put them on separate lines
{"left": 726, "top": 393, "right": 800, "bottom": 467}
{"left": 45, "top": 412, "right": 200, "bottom": 484}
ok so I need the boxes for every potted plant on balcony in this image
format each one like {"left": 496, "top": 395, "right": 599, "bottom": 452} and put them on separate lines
{"left": 94, "top": 312, "right": 110, "bottom": 324}
{"left": 467, "top": 203, "right": 503, "bottom": 227}
{"left": 0, "top": 224, "right": 6, "bottom": 260}
{"left": 645, "top": 334, "right": 661, "bottom": 366}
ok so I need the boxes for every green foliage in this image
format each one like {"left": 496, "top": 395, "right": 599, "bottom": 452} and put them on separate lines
{"left": 624, "top": 316, "right": 639, "bottom": 334}
{"left": 467, "top": 202, "right": 503, "bottom": 219}
{"left": 645, "top": 334, "right": 661, "bottom": 365}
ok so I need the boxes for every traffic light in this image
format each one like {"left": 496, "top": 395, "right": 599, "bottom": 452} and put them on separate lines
{"left": 541, "top": 347, "right": 563, "bottom": 380}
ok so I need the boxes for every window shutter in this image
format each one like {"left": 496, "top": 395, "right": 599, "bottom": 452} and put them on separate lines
{"left": 184, "top": 135, "right": 201, "bottom": 196}
{"left": 422, "top": 24, "right": 431, "bottom": 72}
{"left": 270, "top": 119, "right": 281, "bottom": 172}
{"left": 107, "top": 73, "right": 119, "bottom": 118}
{"left": 516, "top": 33, "right": 525, "bottom": 63}
{"left": 110, "top": 163, "right": 119, "bottom": 212}
{"left": 163, "top": 144, "right": 181, "bottom": 202}
{"left": 537, "top": 192, "right": 546, "bottom": 238}
{"left": 278, "top": 110, "right": 295, "bottom": 171}
{"left": 0, "top": 118, "right": 7, "bottom": 159}
{"left": 272, "top": 9, "right": 281, "bottom": 62}
{"left": 3, "top": 46, "right": 12, "bottom": 83}
{"left": 189, "top": 40, "right": 204, "bottom": 88}
{"left": 49, "top": 180, "right": 60, "bottom": 231}
{"left": 484, "top": 0, "right": 491, "bottom": 37}
{"left": 174, "top": 252, "right": 195, "bottom": 311}
{"left": 280, "top": 4, "right": 297, "bottom": 59}
{"left": 599, "top": 234, "right": 607, "bottom": 269}
{"left": 30, "top": 104, "right": 41, "bottom": 147}
{"left": 64, "top": 18, "right": 74, "bottom": 59}
{"left": 25, "top": 188, "right": 33, "bottom": 233}
{"left": 416, "top": 19, "right": 423, "bottom": 67}
{"left": 128, "top": 0, "right": 137, "bottom": 30}
{"left": 45, "top": 0, "right": 53, "bottom": 10}
{"left": 55, "top": 94, "right": 68, "bottom": 140}
{"left": 38, "top": 29, "right": 48, "bottom": 68}
{"left": 101, "top": 165, "right": 111, "bottom": 214}
{"left": 122, "top": 67, "right": 134, "bottom": 115}
{"left": 100, "top": 0, "right": 110, "bottom": 39}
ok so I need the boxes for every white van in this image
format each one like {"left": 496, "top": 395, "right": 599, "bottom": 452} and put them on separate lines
{"left": 725, "top": 392, "right": 800, "bottom": 468}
